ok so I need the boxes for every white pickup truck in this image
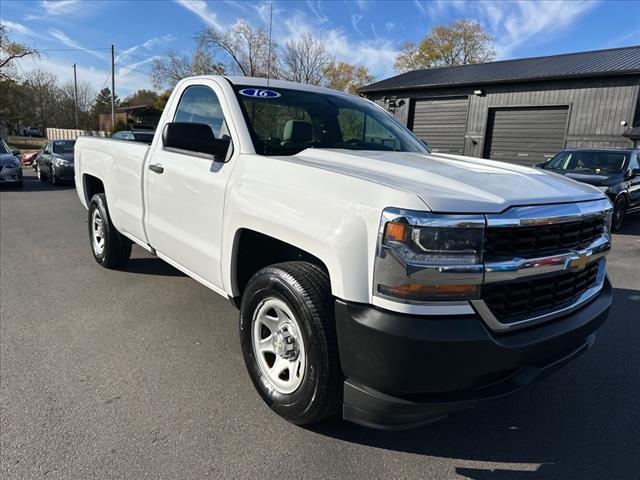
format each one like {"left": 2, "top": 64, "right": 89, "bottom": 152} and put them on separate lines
{"left": 75, "top": 76, "right": 613, "bottom": 429}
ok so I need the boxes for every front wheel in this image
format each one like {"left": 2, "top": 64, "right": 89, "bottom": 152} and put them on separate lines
{"left": 612, "top": 196, "right": 627, "bottom": 231}
{"left": 88, "top": 193, "right": 132, "bottom": 268}
{"left": 240, "top": 261, "right": 341, "bottom": 426}
{"left": 36, "top": 164, "right": 46, "bottom": 182}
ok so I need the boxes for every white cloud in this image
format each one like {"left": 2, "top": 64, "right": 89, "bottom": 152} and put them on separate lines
{"left": 175, "top": 0, "right": 222, "bottom": 31}
{"left": 42, "top": 0, "right": 83, "bottom": 16}
{"left": 2, "top": 20, "right": 32, "bottom": 36}
{"left": 48, "top": 29, "right": 107, "bottom": 60}
{"left": 412, "top": 0, "right": 598, "bottom": 60}
{"left": 17, "top": 54, "right": 152, "bottom": 96}
{"left": 115, "top": 34, "right": 175, "bottom": 63}
{"left": 481, "top": 0, "right": 598, "bottom": 58}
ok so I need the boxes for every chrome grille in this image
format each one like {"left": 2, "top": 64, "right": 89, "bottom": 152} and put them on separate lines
{"left": 482, "top": 261, "right": 600, "bottom": 324}
{"left": 484, "top": 217, "right": 605, "bottom": 259}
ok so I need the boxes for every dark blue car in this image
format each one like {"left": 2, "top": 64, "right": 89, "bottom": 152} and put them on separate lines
{"left": 538, "top": 148, "right": 640, "bottom": 230}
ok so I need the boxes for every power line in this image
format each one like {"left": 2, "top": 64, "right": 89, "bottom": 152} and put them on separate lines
{"left": 38, "top": 47, "right": 111, "bottom": 52}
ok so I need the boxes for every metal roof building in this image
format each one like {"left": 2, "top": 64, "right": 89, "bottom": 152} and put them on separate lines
{"left": 361, "top": 46, "right": 640, "bottom": 165}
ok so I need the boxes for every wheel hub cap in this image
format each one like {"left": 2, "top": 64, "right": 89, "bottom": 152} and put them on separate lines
{"left": 252, "top": 298, "right": 306, "bottom": 394}
{"left": 272, "top": 329, "right": 298, "bottom": 360}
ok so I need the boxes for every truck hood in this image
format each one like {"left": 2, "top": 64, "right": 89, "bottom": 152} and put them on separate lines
{"left": 280, "top": 149, "right": 605, "bottom": 213}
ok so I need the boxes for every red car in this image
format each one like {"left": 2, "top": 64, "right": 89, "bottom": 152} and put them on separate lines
{"left": 21, "top": 150, "right": 39, "bottom": 166}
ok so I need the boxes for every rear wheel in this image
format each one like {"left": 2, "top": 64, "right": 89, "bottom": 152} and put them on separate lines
{"left": 88, "top": 193, "right": 132, "bottom": 268}
{"left": 240, "top": 261, "right": 340, "bottom": 425}
{"left": 612, "top": 196, "right": 627, "bottom": 231}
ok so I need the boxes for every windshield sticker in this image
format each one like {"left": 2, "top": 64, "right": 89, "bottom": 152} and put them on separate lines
{"left": 239, "top": 88, "right": 281, "bottom": 99}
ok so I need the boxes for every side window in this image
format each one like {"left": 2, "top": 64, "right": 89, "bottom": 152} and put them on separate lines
{"left": 44, "top": 143, "right": 52, "bottom": 154}
{"left": 338, "top": 108, "right": 401, "bottom": 150}
{"left": 630, "top": 153, "right": 640, "bottom": 170}
{"left": 174, "top": 85, "right": 227, "bottom": 138}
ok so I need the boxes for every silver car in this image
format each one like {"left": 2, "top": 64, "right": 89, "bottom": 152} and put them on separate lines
{"left": 0, "top": 140, "right": 23, "bottom": 188}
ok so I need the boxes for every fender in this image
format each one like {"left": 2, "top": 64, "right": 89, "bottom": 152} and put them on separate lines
{"left": 221, "top": 153, "right": 424, "bottom": 303}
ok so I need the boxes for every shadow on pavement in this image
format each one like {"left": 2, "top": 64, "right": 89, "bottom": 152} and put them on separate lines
{"left": 311, "top": 287, "right": 640, "bottom": 480}
{"left": 119, "top": 257, "right": 186, "bottom": 277}
{"left": 615, "top": 214, "right": 640, "bottom": 236}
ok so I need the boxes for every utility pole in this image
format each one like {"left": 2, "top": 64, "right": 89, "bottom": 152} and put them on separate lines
{"left": 111, "top": 44, "right": 116, "bottom": 130}
{"left": 73, "top": 63, "right": 79, "bottom": 129}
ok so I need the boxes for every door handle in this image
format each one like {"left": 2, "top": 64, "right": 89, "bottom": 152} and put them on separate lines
{"left": 149, "top": 164, "right": 164, "bottom": 174}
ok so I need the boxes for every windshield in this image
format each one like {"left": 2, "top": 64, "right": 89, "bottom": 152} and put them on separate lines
{"left": 52, "top": 140, "right": 75, "bottom": 154}
{"left": 233, "top": 85, "right": 429, "bottom": 156}
{"left": 546, "top": 150, "right": 628, "bottom": 174}
{"left": 0, "top": 141, "right": 9, "bottom": 155}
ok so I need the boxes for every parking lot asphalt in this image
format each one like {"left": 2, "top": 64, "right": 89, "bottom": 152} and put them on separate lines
{"left": 1, "top": 170, "right": 639, "bottom": 480}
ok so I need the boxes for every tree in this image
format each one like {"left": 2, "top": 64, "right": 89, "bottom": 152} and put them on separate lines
{"left": 56, "top": 80, "right": 96, "bottom": 129}
{"left": 394, "top": 20, "right": 495, "bottom": 72}
{"left": 122, "top": 89, "right": 158, "bottom": 107}
{"left": 24, "top": 70, "right": 58, "bottom": 131}
{"left": 90, "top": 87, "right": 119, "bottom": 129}
{"left": 150, "top": 48, "right": 224, "bottom": 90}
{"left": 0, "top": 24, "right": 39, "bottom": 81}
{"left": 197, "top": 20, "right": 277, "bottom": 77}
{"left": 153, "top": 90, "right": 172, "bottom": 112}
{"left": 323, "top": 62, "right": 374, "bottom": 94}
{"left": 0, "top": 79, "right": 31, "bottom": 132}
{"left": 92, "top": 87, "right": 119, "bottom": 114}
{"left": 279, "top": 32, "right": 333, "bottom": 85}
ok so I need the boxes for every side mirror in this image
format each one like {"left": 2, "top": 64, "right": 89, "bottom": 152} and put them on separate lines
{"left": 12, "top": 149, "right": 21, "bottom": 156}
{"left": 534, "top": 160, "right": 549, "bottom": 169}
{"left": 162, "top": 122, "right": 231, "bottom": 162}
{"left": 627, "top": 167, "right": 640, "bottom": 179}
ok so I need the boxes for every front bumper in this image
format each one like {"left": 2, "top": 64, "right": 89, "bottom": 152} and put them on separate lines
{"left": 52, "top": 165, "right": 75, "bottom": 181}
{"left": 0, "top": 166, "right": 23, "bottom": 183}
{"left": 336, "top": 278, "right": 612, "bottom": 429}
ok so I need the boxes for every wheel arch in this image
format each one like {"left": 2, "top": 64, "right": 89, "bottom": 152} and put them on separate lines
{"left": 229, "top": 228, "right": 334, "bottom": 305}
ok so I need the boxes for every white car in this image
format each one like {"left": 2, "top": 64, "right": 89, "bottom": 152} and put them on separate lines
{"left": 74, "top": 76, "right": 613, "bottom": 429}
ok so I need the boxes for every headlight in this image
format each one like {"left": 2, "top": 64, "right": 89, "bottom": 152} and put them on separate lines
{"left": 54, "top": 158, "right": 72, "bottom": 167}
{"left": 374, "top": 208, "right": 484, "bottom": 302}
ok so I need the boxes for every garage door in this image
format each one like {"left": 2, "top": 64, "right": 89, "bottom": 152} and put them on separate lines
{"left": 411, "top": 98, "right": 468, "bottom": 154}
{"left": 483, "top": 106, "right": 569, "bottom": 165}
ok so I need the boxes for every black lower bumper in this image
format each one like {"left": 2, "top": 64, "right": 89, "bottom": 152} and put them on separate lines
{"left": 335, "top": 278, "right": 612, "bottom": 430}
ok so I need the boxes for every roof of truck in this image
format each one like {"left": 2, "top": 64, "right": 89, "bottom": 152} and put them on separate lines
{"left": 223, "top": 75, "right": 360, "bottom": 98}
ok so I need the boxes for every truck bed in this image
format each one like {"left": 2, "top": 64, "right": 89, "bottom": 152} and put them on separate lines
{"left": 75, "top": 136, "right": 151, "bottom": 246}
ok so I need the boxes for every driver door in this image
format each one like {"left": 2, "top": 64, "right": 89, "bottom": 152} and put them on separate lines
{"left": 144, "top": 82, "right": 235, "bottom": 290}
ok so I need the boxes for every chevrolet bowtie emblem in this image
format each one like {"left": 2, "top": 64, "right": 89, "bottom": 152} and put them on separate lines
{"left": 569, "top": 252, "right": 590, "bottom": 270}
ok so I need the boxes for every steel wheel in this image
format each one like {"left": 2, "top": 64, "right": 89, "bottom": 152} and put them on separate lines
{"left": 91, "top": 209, "right": 105, "bottom": 256}
{"left": 252, "top": 297, "right": 306, "bottom": 394}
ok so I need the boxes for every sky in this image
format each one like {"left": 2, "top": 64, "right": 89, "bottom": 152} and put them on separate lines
{"left": 2, "top": 0, "right": 639, "bottom": 97}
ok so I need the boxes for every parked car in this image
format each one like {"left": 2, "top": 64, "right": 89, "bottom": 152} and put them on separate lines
{"left": 537, "top": 148, "right": 640, "bottom": 230}
{"left": 74, "top": 76, "right": 613, "bottom": 430}
{"left": 35, "top": 139, "right": 75, "bottom": 184}
{"left": 21, "top": 150, "right": 39, "bottom": 166}
{"left": 21, "top": 126, "right": 42, "bottom": 137}
{"left": 112, "top": 130, "right": 155, "bottom": 143}
{"left": 0, "top": 140, "right": 23, "bottom": 187}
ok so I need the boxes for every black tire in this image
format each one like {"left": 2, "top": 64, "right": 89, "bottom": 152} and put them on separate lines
{"left": 36, "top": 164, "right": 46, "bottom": 182}
{"left": 240, "top": 261, "right": 341, "bottom": 425}
{"left": 612, "top": 196, "right": 627, "bottom": 232}
{"left": 88, "top": 193, "right": 132, "bottom": 268}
